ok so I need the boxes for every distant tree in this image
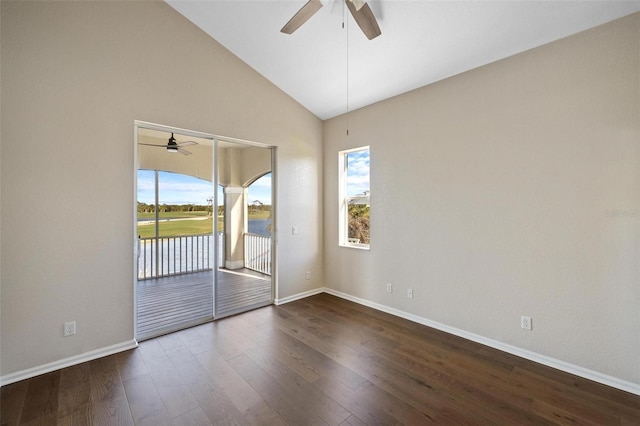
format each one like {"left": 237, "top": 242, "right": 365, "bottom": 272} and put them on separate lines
{"left": 348, "top": 204, "right": 370, "bottom": 244}
{"left": 137, "top": 202, "right": 154, "bottom": 213}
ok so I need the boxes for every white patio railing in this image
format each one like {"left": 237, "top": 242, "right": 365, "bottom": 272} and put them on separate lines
{"left": 138, "top": 232, "right": 271, "bottom": 279}
{"left": 138, "top": 233, "right": 223, "bottom": 280}
{"left": 244, "top": 233, "right": 272, "bottom": 276}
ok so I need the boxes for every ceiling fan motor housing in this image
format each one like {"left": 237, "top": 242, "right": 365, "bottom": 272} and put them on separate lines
{"left": 167, "top": 133, "right": 178, "bottom": 152}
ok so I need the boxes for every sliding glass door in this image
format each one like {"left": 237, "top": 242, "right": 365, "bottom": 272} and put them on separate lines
{"left": 136, "top": 125, "right": 215, "bottom": 340}
{"left": 134, "top": 123, "right": 275, "bottom": 339}
{"left": 215, "top": 141, "right": 274, "bottom": 318}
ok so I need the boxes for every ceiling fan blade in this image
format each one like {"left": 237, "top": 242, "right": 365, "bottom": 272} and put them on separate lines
{"left": 281, "top": 0, "right": 323, "bottom": 34}
{"left": 138, "top": 142, "right": 194, "bottom": 155}
{"left": 347, "top": 0, "right": 366, "bottom": 11}
{"left": 345, "top": 0, "right": 381, "bottom": 40}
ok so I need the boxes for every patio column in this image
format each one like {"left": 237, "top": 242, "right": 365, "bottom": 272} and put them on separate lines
{"left": 224, "top": 186, "right": 247, "bottom": 269}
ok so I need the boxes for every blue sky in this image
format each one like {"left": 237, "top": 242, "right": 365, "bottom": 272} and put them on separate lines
{"left": 247, "top": 173, "right": 272, "bottom": 205}
{"left": 346, "top": 149, "right": 370, "bottom": 196}
{"left": 138, "top": 170, "right": 272, "bottom": 205}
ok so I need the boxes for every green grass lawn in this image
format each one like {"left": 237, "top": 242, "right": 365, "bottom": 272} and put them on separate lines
{"left": 137, "top": 210, "right": 270, "bottom": 238}
{"left": 137, "top": 217, "right": 216, "bottom": 238}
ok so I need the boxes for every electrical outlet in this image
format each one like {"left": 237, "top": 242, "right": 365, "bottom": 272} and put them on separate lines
{"left": 407, "top": 288, "right": 414, "bottom": 299}
{"left": 64, "top": 321, "right": 76, "bottom": 337}
{"left": 521, "top": 316, "right": 532, "bottom": 331}
{"left": 305, "top": 271, "right": 310, "bottom": 280}
{"left": 386, "top": 283, "right": 393, "bottom": 293}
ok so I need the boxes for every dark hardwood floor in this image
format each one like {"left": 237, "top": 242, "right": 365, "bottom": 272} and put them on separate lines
{"left": 2, "top": 293, "right": 639, "bottom": 425}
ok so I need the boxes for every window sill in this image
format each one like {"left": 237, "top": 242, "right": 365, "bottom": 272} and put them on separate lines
{"left": 339, "top": 243, "right": 370, "bottom": 251}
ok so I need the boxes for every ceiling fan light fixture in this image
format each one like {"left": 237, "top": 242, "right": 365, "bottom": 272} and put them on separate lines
{"left": 167, "top": 133, "right": 179, "bottom": 152}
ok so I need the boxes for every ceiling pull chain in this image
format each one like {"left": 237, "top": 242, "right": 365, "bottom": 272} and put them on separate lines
{"left": 345, "top": 1, "right": 350, "bottom": 136}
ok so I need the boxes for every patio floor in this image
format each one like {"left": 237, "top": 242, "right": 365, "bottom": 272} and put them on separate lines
{"left": 136, "top": 268, "right": 271, "bottom": 340}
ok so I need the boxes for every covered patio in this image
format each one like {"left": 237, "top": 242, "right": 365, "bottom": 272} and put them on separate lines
{"left": 136, "top": 126, "right": 274, "bottom": 340}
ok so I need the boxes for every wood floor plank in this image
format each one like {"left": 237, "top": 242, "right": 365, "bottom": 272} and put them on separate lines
{"left": 137, "top": 339, "right": 175, "bottom": 373}
{"left": 312, "top": 375, "right": 400, "bottom": 425}
{"left": 261, "top": 331, "right": 324, "bottom": 383}
{"left": 19, "top": 371, "right": 60, "bottom": 424}
{"left": 278, "top": 297, "right": 557, "bottom": 424}
{"left": 227, "top": 353, "right": 328, "bottom": 426}
{"left": 2, "top": 293, "right": 639, "bottom": 425}
{"left": 373, "top": 336, "right": 554, "bottom": 421}
{"left": 121, "top": 374, "right": 169, "bottom": 425}
{"left": 512, "top": 364, "right": 640, "bottom": 415}
{"left": 90, "top": 399, "right": 135, "bottom": 426}
{"left": 393, "top": 343, "right": 554, "bottom": 424}
{"left": 113, "top": 349, "right": 149, "bottom": 382}
{"left": 170, "top": 406, "right": 212, "bottom": 426}
{"left": 244, "top": 345, "right": 352, "bottom": 425}
{"left": 339, "top": 414, "right": 370, "bottom": 426}
{"left": 57, "top": 363, "right": 91, "bottom": 420}
{"left": 179, "top": 323, "right": 219, "bottom": 355}
{"left": 0, "top": 380, "right": 28, "bottom": 426}
{"left": 357, "top": 381, "right": 436, "bottom": 425}
{"left": 242, "top": 400, "right": 288, "bottom": 426}
{"left": 195, "top": 349, "right": 264, "bottom": 415}
{"left": 148, "top": 367, "right": 199, "bottom": 419}
{"left": 200, "top": 321, "right": 255, "bottom": 361}
{"left": 56, "top": 402, "right": 92, "bottom": 426}
{"left": 268, "top": 327, "right": 368, "bottom": 391}
{"left": 176, "top": 361, "right": 249, "bottom": 426}
{"left": 89, "top": 356, "right": 128, "bottom": 404}
{"left": 278, "top": 302, "right": 484, "bottom": 424}
{"left": 529, "top": 398, "right": 612, "bottom": 426}
{"left": 511, "top": 366, "right": 638, "bottom": 424}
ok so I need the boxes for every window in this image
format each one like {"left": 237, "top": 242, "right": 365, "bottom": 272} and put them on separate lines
{"left": 339, "top": 146, "right": 370, "bottom": 249}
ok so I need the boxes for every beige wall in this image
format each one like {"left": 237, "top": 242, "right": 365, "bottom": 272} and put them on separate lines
{"left": 0, "top": 1, "right": 323, "bottom": 376}
{"left": 324, "top": 13, "right": 639, "bottom": 384}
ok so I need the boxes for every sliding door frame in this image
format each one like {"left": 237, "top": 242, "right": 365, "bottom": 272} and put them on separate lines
{"left": 133, "top": 120, "right": 277, "bottom": 340}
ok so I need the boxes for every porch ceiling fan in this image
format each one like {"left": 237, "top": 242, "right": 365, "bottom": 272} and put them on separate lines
{"left": 281, "top": 0, "right": 381, "bottom": 40}
{"left": 139, "top": 133, "right": 198, "bottom": 156}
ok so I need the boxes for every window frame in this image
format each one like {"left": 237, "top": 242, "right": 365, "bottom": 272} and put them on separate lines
{"left": 338, "top": 146, "right": 370, "bottom": 250}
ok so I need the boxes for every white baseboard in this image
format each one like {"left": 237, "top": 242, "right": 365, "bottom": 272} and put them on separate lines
{"left": 0, "top": 339, "right": 138, "bottom": 387}
{"left": 275, "top": 287, "right": 324, "bottom": 305}
{"left": 282, "top": 287, "right": 640, "bottom": 396}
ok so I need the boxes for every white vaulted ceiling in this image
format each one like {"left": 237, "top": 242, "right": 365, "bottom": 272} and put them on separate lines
{"left": 166, "top": 1, "right": 640, "bottom": 120}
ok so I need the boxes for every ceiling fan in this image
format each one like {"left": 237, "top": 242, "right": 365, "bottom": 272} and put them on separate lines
{"left": 281, "top": 0, "right": 381, "bottom": 40}
{"left": 139, "top": 133, "right": 198, "bottom": 156}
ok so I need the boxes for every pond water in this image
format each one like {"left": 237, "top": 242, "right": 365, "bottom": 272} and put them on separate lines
{"left": 248, "top": 219, "right": 271, "bottom": 236}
